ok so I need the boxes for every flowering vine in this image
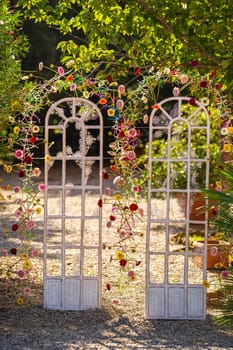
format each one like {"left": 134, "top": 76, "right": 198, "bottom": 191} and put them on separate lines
{"left": 1, "top": 60, "right": 232, "bottom": 305}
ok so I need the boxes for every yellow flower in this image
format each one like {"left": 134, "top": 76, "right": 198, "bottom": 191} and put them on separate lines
{"left": 4, "top": 228, "right": 8, "bottom": 237}
{"left": 203, "top": 280, "right": 210, "bottom": 288}
{"left": 107, "top": 108, "right": 115, "bottom": 117}
{"left": 108, "top": 131, "right": 113, "bottom": 136}
{"left": 214, "top": 262, "right": 224, "bottom": 269}
{"left": 223, "top": 143, "right": 231, "bottom": 152}
{"left": 13, "top": 126, "right": 20, "bottom": 135}
{"left": 23, "top": 259, "right": 32, "bottom": 270}
{"left": 17, "top": 297, "right": 24, "bottom": 305}
{"left": 45, "top": 155, "right": 51, "bottom": 162}
{"left": 3, "top": 164, "right": 13, "bottom": 173}
{"left": 35, "top": 207, "right": 42, "bottom": 215}
{"left": 21, "top": 253, "right": 29, "bottom": 259}
{"left": 228, "top": 127, "right": 233, "bottom": 134}
{"left": 109, "top": 82, "right": 118, "bottom": 87}
{"left": 115, "top": 251, "right": 125, "bottom": 260}
{"left": 215, "top": 232, "right": 224, "bottom": 240}
{"left": 114, "top": 194, "right": 122, "bottom": 200}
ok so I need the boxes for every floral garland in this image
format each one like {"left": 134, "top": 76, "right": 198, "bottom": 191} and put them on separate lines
{"left": 0, "top": 61, "right": 232, "bottom": 305}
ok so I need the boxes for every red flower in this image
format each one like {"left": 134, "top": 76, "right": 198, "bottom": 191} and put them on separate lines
{"left": 189, "top": 98, "right": 196, "bottom": 106}
{"left": 12, "top": 223, "right": 19, "bottom": 232}
{"left": 110, "top": 165, "right": 116, "bottom": 171}
{"left": 10, "top": 248, "right": 17, "bottom": 255}
{"left": 210, "top": 70, "right": 215, "bottom": 78}
{"left": 199, "top": 80, "right": 208, "bottom": 88}
{"left": 29, "top": 136, "right": 37, "bottom": 144}
{"left": 215, "top": 83, "right": 222, "bottom": 91}
{"left": 129, "top": 203, "right": 138, "bottom": 211}
{"left": 135, "top": 68, "right": 141, "bottom": 76}
{"left": 106, "top": 283, "right": 111, "bottom": 291}
{"left": 24, "top": 155, "right": 32, "bottom": 164}
{"left": 107, "top": 75, "right": 113, "bottom": 83}
{"left": 109, "top": 215, "right": 116, "bottom": 221}
{"left": 97, "top": 199, "right": 103, "bottom": 208}
{"left": 119, "top": 259, "right": 127, "bottom": 267}
{"left": 102, "top": 170, "right": 109, "bottom": 179}
{"left": 18, "top": 170, "right": 25, "bottom": 178}
{"left": 118, "top": 130, "right": 125, "bottom": 138}
{"left": 190, "top": 60, "right": 198, "bottom": 67}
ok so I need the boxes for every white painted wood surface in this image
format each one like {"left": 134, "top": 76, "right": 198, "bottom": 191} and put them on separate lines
{"left": 44, "top": 98, "right": 103, "bottom": 310}
{"left": 146, "top": 97, "right": 210, "bottom": 319}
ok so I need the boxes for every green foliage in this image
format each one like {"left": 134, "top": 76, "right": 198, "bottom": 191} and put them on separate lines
{"left": 215, "top": 267, "right": 233, "bottom": 328}
{"left": 0, "top": 1, "right": 29, "bottom": 162}
{"left": 203, "top": 163, "right": 233, "bottom": 241}
{"left": 17, "top": 0, "right": 233, "bottom": 97}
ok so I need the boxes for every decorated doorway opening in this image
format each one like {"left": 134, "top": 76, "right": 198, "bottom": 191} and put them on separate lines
{"left": 146, "top": 96, "right": 210, "bottom": 319}
{"left": 44, "top": 97, "right": 103, "bottom": 310}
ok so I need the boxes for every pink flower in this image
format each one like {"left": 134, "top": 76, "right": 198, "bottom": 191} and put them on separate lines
{"left": 119, "top": 230, "right": 126, "bottom": 239}
{"left": 39, "top": 62, "right": 43, "bottom": 71}
{"left": 132, "top": 185, "right": 141, "bottom": 193}
{"left": 23, "top": 287, "right": 31, "bottom": 295}
{"left": 126, "top": 151, "right": 136, "bottom": 160}
{"left": 106, "top": 221, "right": 112, "bottom": 228}
{"left": 128, "top": 128, "right": 137, "bottom": 138}
{"left": 15, "top": 209, "right": 22, "bottom": 218}
{"left": 221, "top": 270, "right": 229, "bottom": 279}
{"left": 26, "top": 220, "right": 35, "bottom": 230}
{"left": 139, "top": 208, "right": 144, "bottom": 217}
{"left": 118, "top": 84, "right": 125, "bottom": 94}
{"left": 210, "top": 246, "right": 218, "bottom": 256}
{"left": 33, "top": 167, "right": 41, "bottom": 177}
{"left": 112, "top": 206, "right": 118, "bottom": 214}
{"left": 104, "top": 187, "right": 111, "bottom": 196}
{"left": 15, "top": 149, "right": 24, "bottom": 159}
{"left": 58, "top": 66, "right": 65, "bottom": 75}
{"left": 17, "top": 269, "right": 25, "bottom": 278}
{"left": 112, "top": 298, "right": 120, "bottom": 304}
{"left": 128, "top": 270, "right": 135, "bottom": 278}
{"left": 180, "top": 75, "right": 189, "bottom": 84}
{"left": 113, "top": 176, "right": 125, "bottom": 187}
{"left": 172, "top": 87, "right": 180, "bottom": 96}
{"left": 2, "top": 249, "right": 8, "bottom": 257}
{"left": 31, "top": 249, "right": 39, "bottom": 258}
{"left": 116, "top": 99, "right": 124, "bottom": 109}
{"left": 14, "top": 186, "right": 21, "bottom": 193}
{"left": 70, "top": 83, "right": 77, "bottom": 91}
{"left": 38, "top": 183, "right": 46, "bottom": 192}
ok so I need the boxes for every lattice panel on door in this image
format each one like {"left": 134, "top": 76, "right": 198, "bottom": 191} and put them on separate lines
{"left": 44, "top": 97, "right": 103, "bottom": 310}
{"left": 146, "top": 97, "right": 210, "bottom": 319}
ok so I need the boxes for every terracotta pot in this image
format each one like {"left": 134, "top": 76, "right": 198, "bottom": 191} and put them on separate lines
{"left": 176, "top": 192, "right": 218, "bottom": 221}
{"left": 193, "top": 239, "right": 232, "bottom": 269}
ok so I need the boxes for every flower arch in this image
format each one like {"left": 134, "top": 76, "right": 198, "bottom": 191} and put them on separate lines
{"left": 0, "top": 61, "right": 231, "bottom": 305}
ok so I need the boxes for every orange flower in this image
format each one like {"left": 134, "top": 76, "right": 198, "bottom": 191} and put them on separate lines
{"left": 66, "top": 74, "right": 73, "bottom": 82}
{"left": 98, "top": 98, "right": 107, "bottom": 105}
{"left": 152, "top": 105, "right": 159, "bottom": 109}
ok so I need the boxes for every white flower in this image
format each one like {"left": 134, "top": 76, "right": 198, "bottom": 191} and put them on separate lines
{"left": 221, "top": 127, "right": 228, "bottom": 135}
{"left": 201, "top": 97, "right": 210, "bottom": 106}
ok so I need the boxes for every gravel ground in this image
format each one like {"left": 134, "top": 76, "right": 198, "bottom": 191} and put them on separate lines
{"left": 0, "top": 169, "right": 233, "bottom": 350}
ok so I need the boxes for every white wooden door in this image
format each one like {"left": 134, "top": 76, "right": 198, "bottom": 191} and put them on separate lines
{"left": 44, "top": 97, "right": 103, "bottom": 310}
{"left": 146, "top": 97, "right": 210, "bottom": 319}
